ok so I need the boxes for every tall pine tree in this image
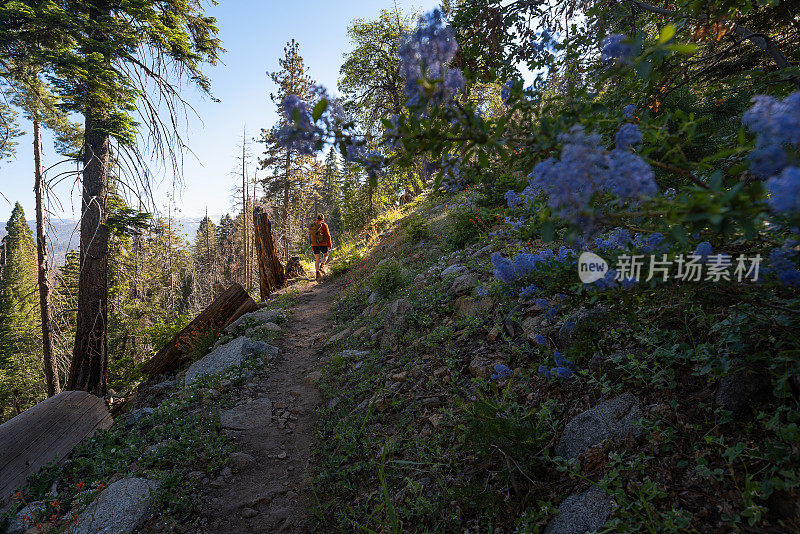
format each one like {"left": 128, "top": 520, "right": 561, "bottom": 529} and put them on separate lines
{"left": 259, "top": 40, "right": 315, "bottom": 259}
{"left": 0, "top": 203, "right": 42, "bottom": 419}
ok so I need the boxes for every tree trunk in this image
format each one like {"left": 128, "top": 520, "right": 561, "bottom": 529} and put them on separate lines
{"left": 282, "top": 150, "right": 291, "bottom": 262}
{"left": 67, "top": 113, "right": 111, "bottom": 396}
{"left": 141, "top": 283, "right": 257, "bottom": 377}
{"left": 33, "top": 118, "right": 60, "bottom": 397}
{"left": 253, "top": 207, "right": 287, "bottom": 301}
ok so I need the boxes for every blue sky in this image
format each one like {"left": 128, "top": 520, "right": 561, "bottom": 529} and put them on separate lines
{"left": 0, "top": 0, "right": 439, "bottom": 224}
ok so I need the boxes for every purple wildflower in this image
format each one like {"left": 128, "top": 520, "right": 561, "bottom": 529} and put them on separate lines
{"left": 615, "top": 123, "right": 643, "bottom": 148}
{"left": 490, "top": 363, "right": 514, "bottom": 381}
{"left": 765, "top": 167, "right": 800, "bottom": 214}
{"left": 600, "top": 34, "right": 635, "bottom": 63}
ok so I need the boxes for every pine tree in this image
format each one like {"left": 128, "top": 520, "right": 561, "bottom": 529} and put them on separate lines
{"left": 259, "top": 39, "right": 316, "bottom": 259}
{"left": 0, "top": 203, "right": 43, "bottom": 420}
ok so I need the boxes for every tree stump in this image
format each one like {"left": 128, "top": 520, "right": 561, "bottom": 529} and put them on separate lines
{"left": 285, "top": 256, "right": 306, "bottom": 278}
{"left": 253, "top": 207, "right": 287, "bottom": 300}
{"left": 141, "top": 283, "right": 256, "bottom": 377}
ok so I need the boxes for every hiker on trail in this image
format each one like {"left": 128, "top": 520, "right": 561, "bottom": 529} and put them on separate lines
{"left": 309, "top": 214, "right": 332, "bottom": 280}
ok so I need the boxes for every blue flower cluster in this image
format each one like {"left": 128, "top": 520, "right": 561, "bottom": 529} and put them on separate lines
{"left": 693, "top": 241, "right": 713, "bottom": 262}
{"left": 398, "top": 9, "right": 465, "bottom": 106}
{"left": 589, "top": 268, "right": 638, "bottom": 291}
{"left": 275, "top": 95, "right": 323, "bottom": 155}
{"left": 765, "top": 167, "right": 800, "bottom": 214}
{"left": 600, "top": 34, "right": 635, "bottom": 64}
{"left": 490, "top": 363, "right": 514, "bottom": 381}
{"left": 622, "top": 104, "right": 637, "bottom": 119}
{"left": 742, "top": 92, "right": 800, "bottom": 214}
{"left": 766, "top": 240, "right": 800, "bottom": 285}
{"left": 527, "top": 125, "right": 656, "bottom": 227}
{"left": 491, "top": 247, "right": 576, "bottom": 284}
{"left": 539, "top": 351, "right": 574, "bottom": 379}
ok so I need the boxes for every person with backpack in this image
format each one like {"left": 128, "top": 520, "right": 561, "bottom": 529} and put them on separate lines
{"left": 309, "top": 214, "right": 332, "bottom": 280}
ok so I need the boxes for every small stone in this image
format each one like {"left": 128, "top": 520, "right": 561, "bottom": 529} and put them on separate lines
{"left": 441, "top": 264, "right": 465, "bottom": 277}
{"left": 391, "top": 371, "right": 408, "bottom": 382}
{"left": 241, "top": 507, "right": 258, "bottom": 518}
{"left": 451, "top": 273, "right": 478, "bottom": 296}
{"left": 220, "top": 467, "right": 232, "bottom": 478}
{"left": 544, "top": 486, "right": 612, "bottom": 534}
{"left": 469, "top": 356, "right": 494, "bottom": 379}
{"left": 210, "top": 478, "right": 225, "bottom": 488}
{"left": 326, "top": 329, "right": 351, "bottom": 346}
{"left": 277, "top": 451, "right": 287, "bottom": 459}
{"left": 230, "top": 452, "right": 256, "bottom": 470}
{"left": 555, "top": 393, "right": 643, "bottom": 459}
{"left": 219, "top": 379, "right": 232, "bottom": 390}
{"left": 487, "top": 326, "right": 500, "bottom": 342}
{"left": 433, "top": 366, "right": 448, "bottom": 377}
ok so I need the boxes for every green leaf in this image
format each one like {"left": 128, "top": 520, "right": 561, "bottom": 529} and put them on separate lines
{"left": 658, "top": 24, "right": 676, "bottom": 44}
{"left": 312, "top": 99, "right": 328, "bottom": 122}
{"left": 666, "top": 43, "right": 698, "bottom": 55}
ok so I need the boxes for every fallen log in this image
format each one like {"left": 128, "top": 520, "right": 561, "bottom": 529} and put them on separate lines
{"left": 253, "top": 207, "right": 287, "bottom": 300}
{"left": 0, "top": 391, "right": 112, "bottom": 512}
{"left": 141, "top": 283, "right": 257, "bottom": 377}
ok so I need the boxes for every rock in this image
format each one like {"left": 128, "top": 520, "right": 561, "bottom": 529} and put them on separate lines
{"left": 225, "top": 309, "right": 287, "bottom": 333}
{"left": 441, "top": 264, "right": 465, "bottom": 277}
{"left": 220, "top": 398, "right": 273, "bottom": 430}
{"left": 476, "top": 244, "right": 494, "bottom": 256}
{"left": 521, "top": 315, "right": 546, "bottom": 342}
{"left": 326, "top": 329, "right": 350, "bottom": 346}
{"left": 385, "top": 298, "right": 412, "bottom": 330}
{"left": 230, "top": 452, "right": 256, "bottom": 470}
{"left": 241, "top": 507, "right": 258, "bottom": 519}
{"left": 558, "top": 306, "right": 609, "bottom": 346}
{"left": 716, "top": 360, "right": 771, "bottom": 414}
{"left": 7, "top": 501, "right": 45, "bottom": 534}
{"left": 454, "top": 296, "right": 476, "bottom": 317}
{"left": 304, "top": 370, "right": 323, "bottom": 384}
{"left": 487, "top": 326, "right": 501, "bottom": 342}
{"left": 433, "top": 366, "right": 448, "bottom": 377}
{"left": 451, "top": 273, "right": 478, "bottom": 296}
{"left": 544, "top": 486, "right": 612, "bottom": 534}
{"left": 185, "top": 337, "right": 278, "bottom": 386}
{"left": 126, "top": 407, "right": 154, "bottom": 427}
{"left": 149, "top": 380, "right": 176, "bottom": 393}
{"left": 556, "top": 393, "right": 643, "bottom": 459}
{"left": 220, "top": 467, "right": 232, "bottom": 478}
{"left": 341, "top": 349, "right": 370, "bottom": 359}
{"left": 391, "top": 371, "right": 408, "bottom": 382}
{"left": 469, "top": 356, "right": 495, "bottom": 379}
{"left": 252, "top": 322, "right": 282, "bottom": 333}
{"left": 503, "top": 317, "right": 522, "bottom": 338}
{"left": 68, "top": 478, "right": 159, "bottom": 534}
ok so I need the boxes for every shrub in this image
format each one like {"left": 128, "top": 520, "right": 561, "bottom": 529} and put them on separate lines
{"left": 404, "top": 215, "right": 429, "bottom": 241}
{"left": 371, "top": 260, "right": 408, "bottom": 296}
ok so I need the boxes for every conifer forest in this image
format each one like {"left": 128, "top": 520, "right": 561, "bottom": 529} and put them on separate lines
{"left": 0, "top": 0, "right": 799, "bottom": 532}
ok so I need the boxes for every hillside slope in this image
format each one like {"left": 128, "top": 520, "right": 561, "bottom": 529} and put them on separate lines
{"left": 309, "top": 191, "right": 799, "bottom": 533}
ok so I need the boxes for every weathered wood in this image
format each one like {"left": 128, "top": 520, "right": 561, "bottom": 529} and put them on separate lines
{"left": 0, "top": 391, "right": 112, "bottom": 512}
{"left": 285, "top": 256, "right": 306, "bottom": 279}
{"left": 141, "top": 283, "right": 257, "bottom": 377}
{"left": 253, "top": 207, "right": 287, "bottom": 300}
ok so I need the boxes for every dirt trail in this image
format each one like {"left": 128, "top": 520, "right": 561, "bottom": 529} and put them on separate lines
{"left": 197, "top": 277, "right": 336, "bottom": 533}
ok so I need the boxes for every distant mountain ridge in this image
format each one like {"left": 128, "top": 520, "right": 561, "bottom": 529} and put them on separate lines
{"left": 0, "top": 217, "right": 204, "bottom": 266}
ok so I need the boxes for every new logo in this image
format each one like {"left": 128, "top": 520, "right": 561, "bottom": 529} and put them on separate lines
{"left": 578, "top": 252, "right": 609, "bottom": 283}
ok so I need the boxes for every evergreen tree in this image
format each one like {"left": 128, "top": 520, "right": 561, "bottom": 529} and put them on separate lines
{"left": 0, "top": 203, "right": 42, "bottom": 420}
{"left": 259, "top": 39, "right": 316, "bottom": 259}
{"left": 44, "top": 0, "right": 222, "bottom": 395}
